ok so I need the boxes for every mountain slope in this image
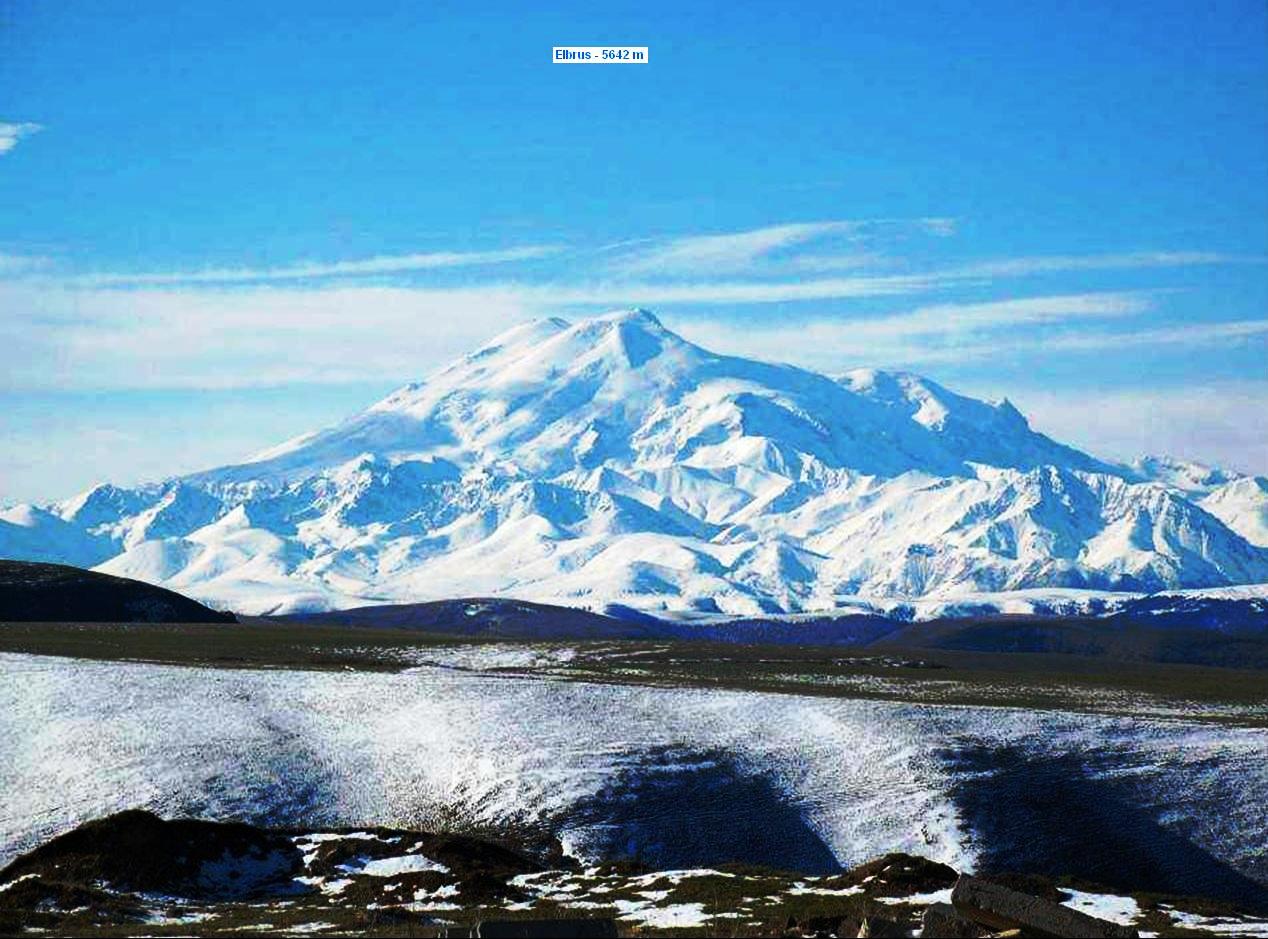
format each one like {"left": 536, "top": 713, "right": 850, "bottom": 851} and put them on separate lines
{"left": 1201, "top": 476, "right": 1268, "bottom": 547}
{"left": 3, "top": 309, "right": 1266, "bottom": 615}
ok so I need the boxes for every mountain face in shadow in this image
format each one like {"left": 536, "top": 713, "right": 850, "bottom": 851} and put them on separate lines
{"left": 0, "top": 560, "right": 234, "bottom": 623}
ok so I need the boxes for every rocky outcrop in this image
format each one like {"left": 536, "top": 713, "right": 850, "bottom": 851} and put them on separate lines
{"left": 950, "top": 874, "right": 1137, "bottom": 937}
{"left": 1, "top": 811, "right": 1264, "bottom": 937}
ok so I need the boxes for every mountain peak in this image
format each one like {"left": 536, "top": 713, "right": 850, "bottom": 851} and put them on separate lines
{"left": 1131, "top": 454, "right": 1242, "bottom": 494}
{"left": 11, "top": 312, "right": 1268, "bottom": 615}
{"left": 567, "top": 308, "right": 677, "bottom": 368}
{"left": 596, "top": 307, "right": 664, "bottom": 328}
{"left": 447, "top": 310, "right": 673, "bottom": 377}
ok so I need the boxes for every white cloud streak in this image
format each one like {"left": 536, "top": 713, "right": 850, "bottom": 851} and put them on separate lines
{"left": 609, "top": 218, "right": 959, "bottom": 275}
{"left": 889, "top": 318, "right": 1268, "bottom": 366}
{"left": 11, "top": 276, "right": 1255, "bottom": 393}
{"left": 612, "top": 221, "right": 860, "bottom": 275}
{"left": 70, "top": 245, "right": 562, "bottom": 285}
{"left": 676, "top": 292, "right": 1164, "bottom": 368}
{"left": 0, "top": 224, "right": 1260, "bottom": 398}
{"left": 0, "top": 122, "right": 41, "bottom": 155}
{"left": 950, "top": 251, "right": 1259, "bottom": 278}
{"left": 605, "top": 219, "right": 1255, "bottom": 281}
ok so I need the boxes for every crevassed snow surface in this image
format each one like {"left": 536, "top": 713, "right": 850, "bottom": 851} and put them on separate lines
{"left": 2, "top": 652, "right": 1266, "bottom": 893}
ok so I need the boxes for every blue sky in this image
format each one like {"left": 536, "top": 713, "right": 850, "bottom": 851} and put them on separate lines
{"left": 1, "top": 0, "right": 1266, "bottom": 501}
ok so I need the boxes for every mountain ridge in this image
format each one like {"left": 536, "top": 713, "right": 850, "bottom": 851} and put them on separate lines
{"left": 2, "top": 308, "right": 1266, "bottom": 616}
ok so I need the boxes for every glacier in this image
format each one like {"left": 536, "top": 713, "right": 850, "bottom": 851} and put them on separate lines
{"left": 2, "top": 308, "right": 1266, "bottom": 615}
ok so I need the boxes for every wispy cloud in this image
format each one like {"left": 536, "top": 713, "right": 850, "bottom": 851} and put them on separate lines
{"left": 546, "top": 272, "right": 943, "bottom": 305}
{"left": 676, "top": 298, "right": 1267, "bottom": 371}
{"left": 920, "top": 217, "right": 958, "bottom": 237}
{"left": 902, "top": 318, "right": 1268, "bottom": 365}
{"left": 0, "top": 281, "right": 545, "bottom": 390}
{"left": 602, "top": 218, "right": 1250, "bottom": 283}
{"left": 1019, "top": 318, "right": 1268, "bottom": 353}
{"left": 612, "top": 221, "right": 859, "bottom": 275}
{"left": 2, "top": 222, "right": 1261, "bottom": 396}
{"left": 609, "top": 217, "right": 958, "bottom": 276}
{"left": 0, "top": 122, "right": 41, "bottom": 155}
{"left": 71, "top": 245, "right": 562, "bottom": 286}
{"left": 951, "top": 251, "right": 1259, "bottom": 278}
{"left": 848, "top": 292, "right": 1153, "bottom": 338}
{"left": 0, "top": 272, "right": 956, "bottom": 390}
{"left": 0, "top": 254, "right": 50, "bottom": 274}
{"left": 676, "top": 292, "right": 1157, "bottom": 367}
{"left": 4, "top": 277, "right": 1217, "bottom": 392}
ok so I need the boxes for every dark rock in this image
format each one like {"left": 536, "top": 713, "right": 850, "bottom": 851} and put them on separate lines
{"left": 788, "top": 913, "right": 862, "bottom": 937}
{"left": 0, "top": 874, "right": 146, "bottom": 920}
{"left": 980, "top": 872, "right": 1068, "bottom": 903}
{"left": 919, "top": 902, "right": 987, "bottom": 938}
{"left": 857, "top": 915, "right": 907, "bottom": 937}
{"left": 846, "top": 852, "right": 960, "bottom": 896}
{"left": 0, "top": 809, "right": 301, "bottom": 900}
{"left": 474, "top": 919, "right": 619, "bottom": 938}
{"left": 952, "top": 874, "right": 1138, "bottom": 938}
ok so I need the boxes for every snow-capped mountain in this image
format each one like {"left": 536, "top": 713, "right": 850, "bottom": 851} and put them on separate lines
{"left": 1199, "top": 476, "right": 1268, "bottom": 548}
{"left": 1126, "top": 457, "right": 1268, "bottom": 549}
{"left": 3, "top": 309, "right": 1267, "bottom": 615}
{"left": 1128, "top": 454, "right": 1243, "bottom": 495}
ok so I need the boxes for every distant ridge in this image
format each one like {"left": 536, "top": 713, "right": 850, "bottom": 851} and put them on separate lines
{"left": 0, "top": 560, "right": 235, "bottom": 624}
{"left": 272, "top": 590, "right": 1268, "bottom": 666}
{"left": 278, "top": 596, "right": 657, "bottom": 639}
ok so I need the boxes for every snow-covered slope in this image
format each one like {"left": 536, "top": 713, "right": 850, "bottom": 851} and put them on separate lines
{"left": 1200, "top": 476, "right": 1268, "bottom": 547}
{"left": 1129, "top": 455, "right": 1243, "bottom": 495}
{"left": 4, "top": 309, "right": 1267, "bottom": 615}
{"left": 0, "top": 504, "right": 115, "bottom": 569}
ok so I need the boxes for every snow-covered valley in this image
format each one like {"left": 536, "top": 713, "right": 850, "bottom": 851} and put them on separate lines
{"left": 2, "top": 310, "right": 1267, "bottom": 617}
{"left": 3, "top": 652, "right": 1266, "bottom": 905}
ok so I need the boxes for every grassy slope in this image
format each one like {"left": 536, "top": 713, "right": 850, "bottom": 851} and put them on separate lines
{"left": 2, "top": 620, "right": 1266, "bottom": 726}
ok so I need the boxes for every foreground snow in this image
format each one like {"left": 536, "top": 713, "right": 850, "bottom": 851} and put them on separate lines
{"left": 2, "top": 651, "right": 1265, "bottom": 898}
{"left": 3, "top": 310, "right": 1267, "bottom": 615}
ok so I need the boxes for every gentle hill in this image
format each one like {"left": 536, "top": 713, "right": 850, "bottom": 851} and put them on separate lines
{"left": 276, "top": 596, "right": 658, "bottom": 639}
{"left": 0, "top": 560, "right": 234, "bottom": 623}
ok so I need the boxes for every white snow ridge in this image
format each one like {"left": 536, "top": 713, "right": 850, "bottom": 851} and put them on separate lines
{"left": 3, "top": 308, "right": 1267, "bottom": 615}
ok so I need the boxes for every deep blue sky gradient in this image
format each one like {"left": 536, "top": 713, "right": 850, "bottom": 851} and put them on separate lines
{"left": 1, "top": 0, "right": 1266, "bottom": 499}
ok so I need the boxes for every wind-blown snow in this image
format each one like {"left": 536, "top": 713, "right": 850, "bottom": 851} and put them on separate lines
{"left": 2, "top": 652, "right": 1265, "bottom": 891}
{"left": 3, "top": 309, "right": 1267, "bottom": 614}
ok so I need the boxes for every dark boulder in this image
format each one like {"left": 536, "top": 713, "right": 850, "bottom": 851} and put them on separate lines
{"left": 919, "top": 902, "right": 988, "bottom": 937}
{"left": 952, "top": 874, "right": 1138, "bottom": 938}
